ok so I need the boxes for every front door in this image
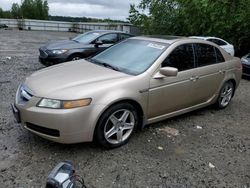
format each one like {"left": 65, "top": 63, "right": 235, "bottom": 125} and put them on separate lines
{"left": 148, "top": 44, "right": 198, "bottom": 119}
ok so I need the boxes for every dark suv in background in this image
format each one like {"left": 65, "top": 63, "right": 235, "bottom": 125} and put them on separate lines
{"left": 39, "top": 30, "right": 133, "bottom": 66}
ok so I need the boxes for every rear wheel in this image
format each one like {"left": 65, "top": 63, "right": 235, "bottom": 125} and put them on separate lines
{"left": 215, "top": 81, "right": 234, "bottom": 109}
{"left": 95, "top": 103, "right": 138, "bottom": 148}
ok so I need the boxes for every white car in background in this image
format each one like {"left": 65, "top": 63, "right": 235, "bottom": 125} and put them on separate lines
{"left": 190, "top": 36, "right": 235, "bottom": 56}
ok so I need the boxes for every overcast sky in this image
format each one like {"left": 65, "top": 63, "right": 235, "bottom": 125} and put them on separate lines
{"left": 0, "top": 0, "right": 141, "bottom": 20}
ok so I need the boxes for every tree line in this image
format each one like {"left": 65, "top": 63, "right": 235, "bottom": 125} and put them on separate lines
{"left": 128, "top": 0, "right": 250, "bottom": 56}
{"left": 0, "top": 0, "right": 49, "bottom": 20}
{"left": 0, "top": 0, "right": 127, "bottom": 23}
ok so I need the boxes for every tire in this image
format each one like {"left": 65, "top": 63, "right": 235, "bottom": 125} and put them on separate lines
{"left": 215, "top": 81, "right": 235, "bottom": 109}
{"left": 95, "top": 103, "right": 138, "bottom": 148}
{"left": 68, "top": 54, "right": 82, "bottom": 61}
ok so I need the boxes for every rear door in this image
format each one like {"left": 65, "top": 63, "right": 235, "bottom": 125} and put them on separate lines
{"left": 192, "top": 43, "right": 226, "bottom": 104}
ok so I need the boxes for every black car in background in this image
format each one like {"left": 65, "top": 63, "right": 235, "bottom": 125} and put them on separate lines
{"left": 39, "top": 30, "right": 133, "bottom": 66}
{"left": 241, "top": 53, "right": 250, "bottom": 78}
{"left": 0, "top": 24, "right": 8, "bottom": 29}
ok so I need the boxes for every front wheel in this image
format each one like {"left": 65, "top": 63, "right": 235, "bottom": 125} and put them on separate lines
{"left": 95, "top": 103, "right": 138, "bottom": 148}
{"left": 68, "top": 54, "right": 82, "bottom": 61}
{"left": 215, "top": 81, "right": 235, "bottom": 109}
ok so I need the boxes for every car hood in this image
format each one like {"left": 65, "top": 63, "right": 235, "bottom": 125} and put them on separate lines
{"left": 42, "top": 40, "right": 91, "bottom": 50}
{"left": 24, "top": 60, "right": 130, "bottom": 99}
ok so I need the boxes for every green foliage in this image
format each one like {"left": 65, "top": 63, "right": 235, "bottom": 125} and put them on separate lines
{"left": 0, "top": 0, "right": 49, "bottom": 20}
{"left": 129, "top": 0, "right": 250, "bottom": 56}
{"left": 20, "top": 0, "right": 49, "bottom": 20}
{"left": 11, "top": 3, "right": 21, "bottom": 18}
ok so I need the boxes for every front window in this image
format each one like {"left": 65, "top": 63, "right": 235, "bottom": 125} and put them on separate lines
{"left": 162, "top": 44, "right": 195, "bottom": 71}
{"left": 90, "top": 39, "right": 169, "bottom": 75}
{"left": 72, "top": 31, "right": 101, "bottom": 43}
{"left": 97, "top": 34, "right": 118, "bottom": 44}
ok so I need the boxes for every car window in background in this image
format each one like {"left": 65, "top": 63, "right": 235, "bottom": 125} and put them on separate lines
{"left": 91, "top": 39, "right": 169, "bottom": 75}
{"left": 195, "top": 43, "right": 217, "bottom": 67}
{"left": 162, "top": 44, "right": 195, "bottom": 71}
{"left": 215, "top": 48, "right": 225, "bottom": 63}
{"left": 207, "top": 39, "right": 227, "bottom": 46}
{"left": 120, "top": 34, "right": 131, "bottom": 41}
{"left": 72, "top": 31, "right": 100, "bottom": 43}
{"left": 97, "top": 33, "right": 118, "bottom": 44}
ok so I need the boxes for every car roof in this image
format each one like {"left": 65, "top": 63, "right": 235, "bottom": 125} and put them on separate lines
{"left": 87, "top": 30, "right": 132, "bottom": 35}
{"left": 190, "top": 36, "right": 224, "bottom": 40}
{"left": 132, "top": 36, "right": 186, "bottom": 44}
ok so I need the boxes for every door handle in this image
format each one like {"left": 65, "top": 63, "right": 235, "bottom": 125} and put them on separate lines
{"left": 190, "top": 77, "right": 196, "bottom": 81}
{"left": 190, "top": 76, "right": 199, "bottom": 81}
{"left": 219, "top": 70, "right": 226, "bottom": 74}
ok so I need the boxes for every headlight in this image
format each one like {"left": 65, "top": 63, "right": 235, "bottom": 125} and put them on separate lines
{"left": 51, "top": 49, "right": 68, "bottom": 54}
{"left": 37, "top": 98, "right": 91, "bottom": 109}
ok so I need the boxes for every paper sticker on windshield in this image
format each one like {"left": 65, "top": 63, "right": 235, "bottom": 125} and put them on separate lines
{"left": 147, "top": 43, "right": 165, "bottom": 50}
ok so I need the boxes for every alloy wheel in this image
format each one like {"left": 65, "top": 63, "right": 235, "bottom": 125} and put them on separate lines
{"left": 71, "top": 56, "right": 81, "bottom": 61}
{"left": 219, "top": 82, "right": 234, "bottom": 107}
{"left": 104, "top": 109, "right": 135, "bottom": 144}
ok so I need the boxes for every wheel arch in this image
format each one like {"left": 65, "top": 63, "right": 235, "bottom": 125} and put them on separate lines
{"left": 67, "top": 53, "right": 85, "bottom": 61}
{"left": 93, "top": 99, "right": 145, "bottom": 140}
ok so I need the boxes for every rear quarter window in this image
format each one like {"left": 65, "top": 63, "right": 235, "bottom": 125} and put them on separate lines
{"left": 215, "top": 47, "right": 225, "bottom": 63}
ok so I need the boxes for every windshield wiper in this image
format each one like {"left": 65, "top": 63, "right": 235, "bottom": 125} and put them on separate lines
{"left": 88, "top": 59, "right": 120, "bottom": 72}
{"left": 101, "top": 62, "right": 120, "bottom": 71}
{"left": 72, "top": 39, "right": 79, "bottom": 43}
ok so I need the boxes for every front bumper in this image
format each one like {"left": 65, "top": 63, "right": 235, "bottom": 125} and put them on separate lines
{"left": 39, "top": 56, "right": 68, "bottom": 66}
{"left": 14, "top": 96, "right": 105, "bottom": 144}
{"left": 39, "top": 47, "right": 69, "bottom": 66}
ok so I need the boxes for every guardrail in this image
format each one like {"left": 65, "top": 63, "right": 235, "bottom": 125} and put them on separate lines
{"left": 0, "top": 18, "right": 140, "bottom": 35}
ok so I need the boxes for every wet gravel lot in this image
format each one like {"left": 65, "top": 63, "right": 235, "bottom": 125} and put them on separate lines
{"left": 0, "top": 30, "right": 250, "bottom": 188}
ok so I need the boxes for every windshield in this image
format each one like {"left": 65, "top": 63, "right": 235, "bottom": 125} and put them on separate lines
{"left": 90, "top": 39, "right": 169, "bottom": 75}
{"left": 72, "top": 31, "right": 101, "bottom": 43}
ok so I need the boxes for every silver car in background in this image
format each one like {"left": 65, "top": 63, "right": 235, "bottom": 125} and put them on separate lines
{"left": 12, "top": 37, "right": 242, "bottom": 148}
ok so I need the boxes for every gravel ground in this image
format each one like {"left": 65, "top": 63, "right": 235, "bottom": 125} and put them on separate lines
{"left": 0, "top": 30, "right": 250, "bottom": 188}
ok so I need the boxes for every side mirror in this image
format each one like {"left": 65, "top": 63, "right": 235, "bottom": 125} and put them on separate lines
{"left": 94, "top": 40, "right": 103, "bottom": 47}
{"left": 153, "top": 67, "right": 178, "bottom": 79}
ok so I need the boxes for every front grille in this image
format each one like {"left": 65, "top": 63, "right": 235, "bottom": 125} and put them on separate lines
{"left": 26, "top": 122, "right": 60, "bottom": 137}
{"left": 17, "top": 85, "right": 33, "bottom": 105}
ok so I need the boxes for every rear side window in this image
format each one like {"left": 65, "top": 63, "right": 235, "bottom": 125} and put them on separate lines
{"left": 162, "top": 44, "right": 195, "bottom": 71}
{"left": 195, "top": 43, "right": 217, "bottom": 67}
{"left": 215, "top": 47, "right": 225, "bottom": 63}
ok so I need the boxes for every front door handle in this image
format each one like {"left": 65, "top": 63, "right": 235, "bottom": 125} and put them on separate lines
{"left": 190, "top": 76, "right": 199, "bottom": 81}
{"left": 190, "top": 77, "right": 196, "bottom": 81}
{"left": 219, "top": 70, "right": 226, "bottom": 74}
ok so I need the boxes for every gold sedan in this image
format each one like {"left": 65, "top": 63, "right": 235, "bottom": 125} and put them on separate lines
{"left": 12, "top": 37, "right": 242, "bottom": 148}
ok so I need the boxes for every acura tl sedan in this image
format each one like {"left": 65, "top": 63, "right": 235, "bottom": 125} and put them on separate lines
{"left": 12, "top": 37, "right": 242, "bottom": 148}
{"left": 39, "top": 30, "right": 133, "bottom": 66}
